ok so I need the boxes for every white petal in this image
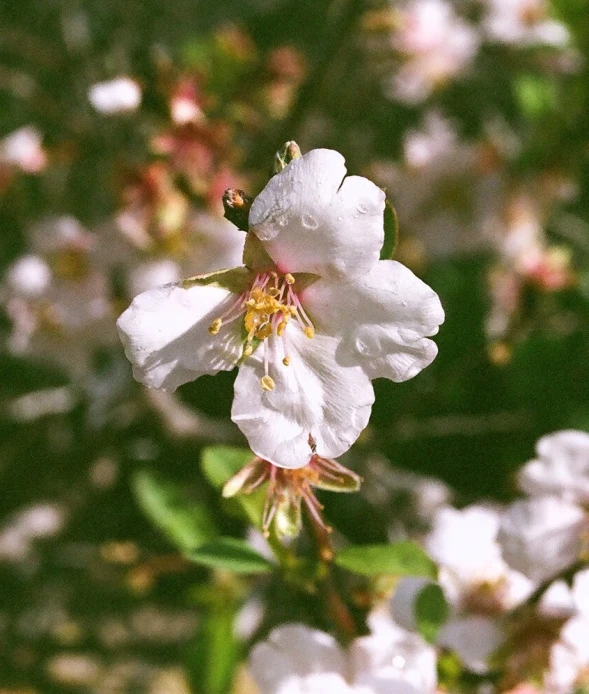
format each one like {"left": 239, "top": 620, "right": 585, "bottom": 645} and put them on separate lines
{"left": 351, "top": 626, "right": 437, "bottom": 693}
{"left": 438, "top": 616, "right": 503, "bottom": 674}
{"left": 497, "top": 497, "right": 585, "bottom": 584}
{"left": 538, "top": 580, "right": 576, "bottom": 619}
{"left": 117, "top": 282, "right": 242, "bottom": 391}
{"left": 389, "top": 577, "right": 436, "bottom": 632}
{"left": 249, "top": 149, "right": 385, "bottom": 279}
{"left": 518, "top": 430, "right": 589, "bottom": 503}
{"left": 232, "top": 326, "right": 374, "bottom": 469}
{"left": 303, "top": 260, "right": 444, "bottom": 382}
{"left": 249, "top": 624, "right": 347, "bottom": 694}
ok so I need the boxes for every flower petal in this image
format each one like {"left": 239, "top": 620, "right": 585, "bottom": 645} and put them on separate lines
{"left": 249, "top": 149, "right": 385, "bottom": 279}
{"left": 303, "top": 260, "right": 444, "bottom": 382}
{"left": 249, "top": 624, "right": 347, "bottom": 693}
{"left": 117, "top": 281, "right": 242, "bottom": 391}
{"left": 232, "top": 326, "right": 374, "bottom": 469}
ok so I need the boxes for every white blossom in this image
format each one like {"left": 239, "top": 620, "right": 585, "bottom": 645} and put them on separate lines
{"left": 117, "top": 149, "right": 444, "bottom": 468}
{"left": 389, "top": 0, "right": 479, "bottom": 104}
{"left": 424, "top": 505, "right": 534, "bottom": 611}
{"left": 249, "top": 622, "right": 437, "bottom": 694}
{"left": 369, "top": 114, "right": 504, "bottom": 259}
{"left": 88, "top": 77, "right": 142, "bottom": 114}
{"left": 498, "top": 496, "right": 585, "bottom": 584}
{"left": 518, "top": 430, "right": 589, "bottom": 504}
{"left": 483, "top": 0, "right": 569, "bottom": 46}
{"left": 0, "top": 125, "right": 47, "bottom": 173}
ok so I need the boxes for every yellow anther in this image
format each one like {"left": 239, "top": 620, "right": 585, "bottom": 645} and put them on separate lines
{"left": 285, "top": 273, "right": 295, "bottom": 285}
{"left": 304, "top": 326, "right": 315, "bottom": 338}
{"left": 277, "top": 320, "right": 288, "bottom": 336}
{"left": 283, "top": 356, "right": 291, "bottom": 366}
{"left": 289, "top": 306, "right": 297, "bottom": 315}
{"left": 246, "top": 298, "right": 256, "bottom": 307}
{"left": 243, "top": 344, "right": 253, "bottom": 357}
{"left": 256, "top": 323, "right": 273, "bottom": 340}
{"left": 260, "top": 375, "right": 275, "bottom": 391}
{"left": 208, "top": 318, "right": 222, "bottom": 335}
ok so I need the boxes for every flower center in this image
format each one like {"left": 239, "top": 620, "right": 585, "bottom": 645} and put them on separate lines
{"left": 208, "top": 271, "right": 315, "bottom": 390}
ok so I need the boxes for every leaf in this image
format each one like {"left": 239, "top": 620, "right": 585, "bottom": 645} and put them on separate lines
{"left": 188, "top": 596, "right": 241, "bottom": 694}
{"left": 414, "top": 583, "right": 449, "bottom": 643}
{"left": 201, "top": 446, "right": 254, "bottom": 489}
{"left": 133, "top": 470, "right": 217, "bottom": 552}
{"left": 380, "top": 200, "right": 398, "bottom": 260}
{"left": 335, "top": 541, "right": 437, "bottom": 578}
{"left": 186, "top": 537, "right": 274, "bottom": 574}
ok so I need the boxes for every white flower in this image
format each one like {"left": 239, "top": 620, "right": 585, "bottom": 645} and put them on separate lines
{"left": 249, "top": 622, "right": 437, "bottom": 694}
{"left": 3, "top": 217, "right": 117, "bottom": 377}
{"left": 88, "top": 77, "right": 142, "bottom": 114}
{"left": 483, "top": 0, "right": 569, "bottom": 47}
{"left": 424, "top": 505, "right": 534, "bottom": 611}
{"left": 498, "top": 496, "right": 585, "bottom": 583}
{"left": 438, "top": 615, "right": 503, "bottom": 674}
{"left": 117, "top": 149, "right": 444, "bottom": 468}
{"left": 0, "top": 125, "right": 47, "bottom": 173}
{"left": 389, "top": 0, "right": 479, "bottom": 104}
{"left": 518, "top": 430, "right": 589, "bottom": 504}
{"left": 369, "top": 114, "right": 504, "bottom": 258}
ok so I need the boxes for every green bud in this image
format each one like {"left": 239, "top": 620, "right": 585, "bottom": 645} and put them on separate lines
{"left": 273, "top": 141, "right": 302, "bottom": 174}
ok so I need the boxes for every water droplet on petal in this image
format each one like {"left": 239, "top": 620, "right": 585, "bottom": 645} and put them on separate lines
{"left": 357, "top": 203, "right": 369, "bottom": 215}
{"left": 354, "top": 330, "right": 382, "bottom": 357}
{"left": 277, "top": 215, "right": 288, "bottom": 227}
{"left": 402, "top": 300, "right": 408, "bottom": 307}
{"left": 301, "top": 213, "right": 318, "bottom": 230}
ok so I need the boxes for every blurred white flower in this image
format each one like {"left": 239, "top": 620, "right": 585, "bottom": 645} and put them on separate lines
{"left": 0, "top": 503, "right": 66, "bottom": 562}
{"left": 425, "top": 505, "right": 534, "bottom": 611}
{"left": 249, "top": 622, "right": 437, "bottom": 694}
{"left": 0, "top": 125, "right": 47, "bottom": 173}
{"left": 88, "top": 77, "right": 142, "bottom": 114}
{"left": 498, "top": 496, "right": 585, "bottom": 584}
{"left": 5, "top": 255, "right": 52, "bottom": 298}
{"left": 4, "top": 217, "right": 117, "bottom": 377}
{"left": 389, "top": 0, "right": 479, "bottom": 103}
{"left": 518, "top": 430, "right": 589, "bottom": 504}
{"left": 483, "top": 0, "right": 569, "bottom": 46}
{"left": 438, "top": 615, "right": 504, "bottom": 674}
{"left": 118, "top": 148, "right": 444, "bottom": 469}
{"left": 369, "top": 113, "right": 504, "bottom": 259}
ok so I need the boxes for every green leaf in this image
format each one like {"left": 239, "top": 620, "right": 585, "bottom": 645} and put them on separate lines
{"left": 133, "top": 470, "right": 217, "bottom": 552}
{"left": 201, "top": 446, "right": 254, "bottom": 489}
{"left": 335, "top": 541, "right": 437, "bottom": 578}
{"left": 514, "top": 74, "right": 557, "bottom": 120}
{"left": 414, "top": 583, "right": 449, "bottom": 643}
{"left": 188, "top": 595, "right": 241, "bottom": 694}
{"left": 186, "top": 537, "right": 274, "bottom": 574}
{"left": 380, "top": 200, "right": 398, "bottom": 260}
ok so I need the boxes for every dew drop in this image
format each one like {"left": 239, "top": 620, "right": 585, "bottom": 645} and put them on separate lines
{"left": 402, "top": 300, "right": 408, "bottom": 307}
{"left": 301, "top": 213, "right": 318, "bottom": 230}
{"left": 354, "top": 330, "right": 382, "bottom": 357}
{"left": 357, "top": 203, "right": 369, "bottom": 215}
{"left": 277, "top": 215, "right": 288, "bottom": 228}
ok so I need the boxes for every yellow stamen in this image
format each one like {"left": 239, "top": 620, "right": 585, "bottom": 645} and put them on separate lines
{"left": 260, "top": 375, "right": 275, "bottom": 391}
{"left": 243, "top": 344, "right": 253, "bottom": 357}
{"left": 304, "top": 326, "right": 315, "bottom": 339}
{"left": 277, "top": 320, "right": 288, "bottom": 336}
{"left": 283, "top": 356, "right": 291, "bottom": 366}
{"left": 208, "top": 318, "right": 222, "bottom": 335}
{"left": 285, "top": 273, "right": 295, "bottom": 285}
